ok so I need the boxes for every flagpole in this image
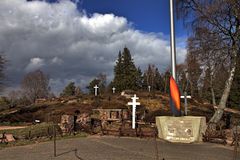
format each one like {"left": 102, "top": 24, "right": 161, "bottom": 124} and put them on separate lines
{"left": 170, "top": 0, "right": 177, "bottom": 80}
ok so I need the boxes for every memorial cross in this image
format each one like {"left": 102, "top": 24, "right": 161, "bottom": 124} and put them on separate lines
{"left": 180, "top": 91, "right": 191, "bottom": 116}
{"left": 127, "top": 94, "right": 140, "bottom": 129}
{"left": 148, "top": 85, "right": 151, "bottom": 92}
{"left": 94, "top": 85, "right": 99, "bottom": 96}
{"left": 112, "top": 87, "right": 116, "bottom": 94}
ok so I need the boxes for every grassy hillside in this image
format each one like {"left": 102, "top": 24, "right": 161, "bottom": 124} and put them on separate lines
{"left": 0, "top": 92, "right": 230, "bottom": 124}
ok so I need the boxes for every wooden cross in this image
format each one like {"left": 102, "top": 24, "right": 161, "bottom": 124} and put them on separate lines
{"left": 180, "top": 91, "right": 191, "bottom": 116}
{"left": 128, "top": 94, "right": 140, "bottom": 129}
{"left": 94, "top": 85, "right": 99, "bottom": 96}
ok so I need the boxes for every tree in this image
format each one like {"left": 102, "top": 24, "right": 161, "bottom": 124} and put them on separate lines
{"left": 176, "top": 64, "right": 188, "bottom": 95}
{"left": 8, "top": 90, "right": 21, "bottom": 108}
{"left": 155, "top": 68, "right": 164, "bottom": 92}
{"left": 142, "top": 64, "right": 164, "bottom": 92}
{"left": 228, "top": 57, "right": 240, "bottom": 108}
{"left": 177, "top": 0, "right": 240, "bottom": 123}
{"left": 0, "top": 54, "right": 5, "bottom": 93}
{"left": 143, "top": 64, "right": 156, "bottom": 90}
{"left": 162, "top": 70, "right": 171, "bottom": 94}
{"left": 136, "top": 67, "right": 143, "bottom": 89}
{"left": 75, "top": 86, "right": 82, "bottom": 97}
{"left": 113, "top": 47, "right": 139, "bottom": 91}
{"left": 87, "top": 73, "right": 107, "bottom": 95}
{"left": 61, "top": 82, "right": 76, "bottom": 97}
{"left": 21, "top": 70, "right": 50, "bottom": 103}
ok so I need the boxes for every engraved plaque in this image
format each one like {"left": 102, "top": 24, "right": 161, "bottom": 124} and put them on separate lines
{"left": 156, "top": 116, "right": 206, "bottom": 143}
{"left": 166, "top": 119, "right": 194, "bottom": 141}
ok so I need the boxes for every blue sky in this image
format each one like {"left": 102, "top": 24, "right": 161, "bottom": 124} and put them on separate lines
{"left": 1, "top": 0, "right": 188, "bottom": 94}
{"left": 46, "top": 0, "right": 187, "bottom": 37}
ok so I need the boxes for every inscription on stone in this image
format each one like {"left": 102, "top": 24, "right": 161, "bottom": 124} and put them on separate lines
{"left": 166, "top": 119, "right": 194, "bottom": 141}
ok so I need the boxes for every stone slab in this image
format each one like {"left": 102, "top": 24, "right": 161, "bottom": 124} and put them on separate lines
{"left": 156, "top": 116, "right": 207, "bottom": 143}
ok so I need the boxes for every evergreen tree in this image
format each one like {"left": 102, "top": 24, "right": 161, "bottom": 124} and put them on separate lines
{"left": 113, "top": 47, "right": 139, "bottom": 91}
{"left": 155, "top": 68, "right": 164, "bottom": 91}
{"left": 136, "top": 67, "right": 143, "bottom": 89}
{"left": 87, "top": 73, "right": 107, "bottom": 94}
{"left": 113, "top": 51, "right": 124, "bottom": 91}
{"left": 142, "top": 64, "right": 164, "bottom": 91}
{"left": 61, "top": 82, "right": 76, "bottom": 97}
{"left": 87, "top": 79, "right": 101, "bottom": 95}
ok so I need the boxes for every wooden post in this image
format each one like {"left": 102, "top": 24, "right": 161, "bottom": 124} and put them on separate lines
{"left": 53, "top": 125, "right": 56, "bottom": 157}
{"left": 233, "top": 125, "right": 238, "bottom": 160}
{"left": 154, "top": 126, "right": 159, "bottom": 160}
{"left": 28, "top": 130, "right": 31, "bottom": 140}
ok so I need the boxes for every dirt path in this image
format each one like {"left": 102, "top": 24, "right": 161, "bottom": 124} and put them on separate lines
{"left": 0, "top": 126, "right": 27, "bottom": 131}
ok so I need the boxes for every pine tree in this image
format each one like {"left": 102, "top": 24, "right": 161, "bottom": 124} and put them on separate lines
{"left": 87, "top": 79, "right": 100, "bottom": 95}
{"left": 61, "top": 82, "right": 76, "bottom": 97}
{"left": 113, "top": 47, "right": 139, "bottom": 91}
{"left": 136, "top": 67, "right": 143, "bottom": 89}
{"left": 87, "top": 73, "right": 107, "bottom": 95}
{"left": 155, "top": 68, "right": 164, "bottom": 91}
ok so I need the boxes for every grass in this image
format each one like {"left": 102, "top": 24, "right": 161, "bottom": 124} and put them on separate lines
{"left": 0, "top": 123, "right": 88, "bottom": 149}
{"left": 0, "top": 123, "right": 57, "bottom": 139}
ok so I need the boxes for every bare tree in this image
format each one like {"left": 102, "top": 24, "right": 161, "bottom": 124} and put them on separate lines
{"left": 0, "top": 54, "right": 6, "bottom": 92}
{"left": 8, "top": 90, "right": 21, "bottom": 108}
{"left": 21, "top": 70, "right": 50, "bottom": 103}
{"left": 177, "top": 0, "right": 240, "bottom": 123}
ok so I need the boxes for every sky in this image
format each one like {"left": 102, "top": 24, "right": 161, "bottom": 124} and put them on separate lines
{"left": 0, "top": 0, "right": 188, "bottom": 95}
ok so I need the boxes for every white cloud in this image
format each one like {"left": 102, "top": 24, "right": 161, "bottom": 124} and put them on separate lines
{"left": 0, "top": 0, "right": 187, "bottom": 94}
{"left": 25, "top": 57, "right": 45, "bottom": 72}
{"left": 51, "top": 57, "right": 63, "bottom": 65}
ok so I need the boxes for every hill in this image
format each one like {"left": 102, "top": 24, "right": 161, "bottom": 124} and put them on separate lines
{"left": 0, "top": 92, "right": 238, "bottom": 125}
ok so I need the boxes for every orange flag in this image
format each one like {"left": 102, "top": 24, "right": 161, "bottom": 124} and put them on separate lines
{"left": 169, "top": 76, "right": 181, "bottom": 116}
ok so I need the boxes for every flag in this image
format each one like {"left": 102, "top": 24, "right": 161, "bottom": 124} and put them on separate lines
{"left": 169, "top": 76, "right": 181, "bottom": 116}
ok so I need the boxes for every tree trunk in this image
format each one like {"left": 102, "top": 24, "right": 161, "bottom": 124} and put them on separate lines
{"left": 210, "top": 74, "right": 216, "bottom": 106}
{"left": 210, "top": 55, "right": 237, "bottom": 123}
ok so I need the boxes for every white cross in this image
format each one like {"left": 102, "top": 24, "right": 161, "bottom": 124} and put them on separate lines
{"left": 94, "top": 85, "right": 99, "bottom": 96}
{"left": 127, "top": 94, "right": 140, "bottom": 129}
{"left": 112, "top": 87, "right": 116, "bottom": 94}
{"left": 180, "top": 92, "right": 191, "bottom": 116}
{"left": 148, "top": 85, "right": 151, "bottom": 92}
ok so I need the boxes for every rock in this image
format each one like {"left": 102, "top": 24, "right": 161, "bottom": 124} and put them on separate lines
{"left": 67, "top": 99, "right": 78, "bottom": 104}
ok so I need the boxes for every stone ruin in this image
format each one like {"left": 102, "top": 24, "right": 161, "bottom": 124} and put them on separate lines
{"left": 92, "top": 109, "right": 130, "bottom": 122}
{"left": 59, "top": 113, "right": 90, "bottom": 134}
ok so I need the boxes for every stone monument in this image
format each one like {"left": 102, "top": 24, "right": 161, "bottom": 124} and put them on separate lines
{"left": 155, "top": 0, "right": 207, "bottom": 143}
{"left": 156, "top": 116, "right": 206, "bottom": 143}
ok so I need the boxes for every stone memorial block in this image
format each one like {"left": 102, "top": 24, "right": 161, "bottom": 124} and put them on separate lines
{"left": 5, "top": 134, "right": 15, "bottom": 142}
{"left": 156, "top": 116, "right": 207, "bottom": 143}
{"left": 60, "top": 115, "right": 74, "bottom": 133}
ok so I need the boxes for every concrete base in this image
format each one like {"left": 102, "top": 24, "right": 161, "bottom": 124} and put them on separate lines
{"left": 156, "top": 116, "right": 207, "bottom": 143}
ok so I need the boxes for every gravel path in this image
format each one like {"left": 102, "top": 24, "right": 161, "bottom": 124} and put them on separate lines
{"left": 0, "top": 136, "right": 238, "bottom": 160}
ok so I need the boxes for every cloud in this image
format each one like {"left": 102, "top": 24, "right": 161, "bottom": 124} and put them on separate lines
{"left": 51, "top": 57, "right": 63, "bottom": 65}
{"left": 0, "top": 0, "right": 187, "bottom": 95}
{"left": 25, "top": 57, "right": 45, "bottom": 72}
